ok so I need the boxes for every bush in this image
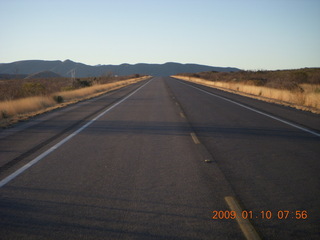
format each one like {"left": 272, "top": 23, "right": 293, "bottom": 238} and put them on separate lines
{"left": 20, "top": 82, "right": 46, "bottom": 97}
{"left": 293, "top": 71, "right": 308, "bottom": 83}
{"left": 1, "top": 110, "right": 8, "bottom": 119}
{"left": 53, "top": 95, "right": 64, "bottom": 103}
{"left": 247, "top": 79, "right": 266, "bottom": 86}
{"left": 73, "top": 79, "right": 92, "bottom": 88}
{"left": 61, "top": 86, "right": 75, "bottom": 91}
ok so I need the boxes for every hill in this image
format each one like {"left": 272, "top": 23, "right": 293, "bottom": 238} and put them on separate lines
{"left": 25, "top": 71, "right": 63, "bottom": 79}
{"left": 0, "top": 73, "right": 28, "bottom": 80}
{"left": 0, "top": 60, "right": 240, "bottom": 78}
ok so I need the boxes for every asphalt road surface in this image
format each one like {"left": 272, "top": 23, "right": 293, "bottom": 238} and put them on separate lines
{"left": 0, "top": 77, "right": 319, "bottom": 239}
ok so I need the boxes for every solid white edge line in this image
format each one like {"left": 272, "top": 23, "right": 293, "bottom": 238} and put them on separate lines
{"left": 0, "top": 78, "right": 154, "bottom": 188}
{"left": 177, "top": 80, "right": 320, "bottom": 138}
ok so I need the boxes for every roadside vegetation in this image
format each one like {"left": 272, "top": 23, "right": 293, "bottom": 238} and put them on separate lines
{"left": 0, "top": 74, "right": 149, "bottom": 127}
{"left": 173, "top": 68, "right": 320, "bottom": 113}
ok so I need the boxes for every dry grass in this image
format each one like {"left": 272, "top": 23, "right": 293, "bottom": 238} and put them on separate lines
{"left": 55, "top": 78, "right": 143, "bottom": 101}
{"left": 0, "top": 76, "right": 149, "bottom": 127}
{"left": 0, "top": 96, "right": 56, "bottom": 119}
{"left": 0, "top": 74, "right": 145, "bottom": 101}
{"left": 173, "top": 76, "right": 320, "bottom": 113}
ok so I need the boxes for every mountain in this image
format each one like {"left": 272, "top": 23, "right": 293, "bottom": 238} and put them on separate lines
{"left": 0, "top": 73, "right": 28, "bottom": 80}
{"left": 0, "top": 60, "right": 240, "bottom": 77}
{"left": 25, "top": 71, "right": 62, "bottom": 79}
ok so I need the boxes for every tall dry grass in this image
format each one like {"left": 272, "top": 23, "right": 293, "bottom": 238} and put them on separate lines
{"left": 0, "top": 96, "right": 56, "bottom": 119}
{"left": 0, "top": 74, "right": 145, "bottom": 101}
{"left": 55, "top": 78, "right": 142, "bottom": 101}
{"left": 173, "top": 76, "right": 320, "bottom": 112}
{"left": 0, "top": 76, "right": 149, "bottom": 123}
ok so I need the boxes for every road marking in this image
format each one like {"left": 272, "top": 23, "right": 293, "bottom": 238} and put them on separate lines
{"left": 178, "top": 81, "right": 320, "bottom": 138}
{"left": 0, "top": 79, "right": 154, "bottom": 188}
{"left": 190, "top": 132, "right": 200, "bottom": 144}
{"left": 225, "top": 196, "right": 262, "bottom": 240}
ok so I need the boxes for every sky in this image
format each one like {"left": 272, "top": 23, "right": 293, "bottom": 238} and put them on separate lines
{"left": 1, "top": 0, "right": 320, "bottom": 70}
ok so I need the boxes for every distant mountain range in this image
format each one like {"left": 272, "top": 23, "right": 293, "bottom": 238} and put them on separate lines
{"left": 25, "top": 71, "right": 63, "bottom": 79}
{"left": 0, "top": 60, "right": 240, "bottom": 78}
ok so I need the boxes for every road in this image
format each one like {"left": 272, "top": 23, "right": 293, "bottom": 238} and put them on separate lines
{"left": 0, "top": 77, "right": 319, "bottom": 239}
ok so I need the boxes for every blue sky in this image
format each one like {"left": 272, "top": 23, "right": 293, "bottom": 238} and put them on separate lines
{"left": 1, "top": 0, "right": 319, "bottom": 70}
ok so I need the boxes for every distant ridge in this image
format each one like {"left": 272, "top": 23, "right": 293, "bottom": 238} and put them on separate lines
{"left": 0, "top": 60, "right": 241, "bottom": 77}
{"left": 0, "top": 73, "right": 28, "bottom": 80}
{"left": 25, "top": 71, "right": 62, "bottom": 79}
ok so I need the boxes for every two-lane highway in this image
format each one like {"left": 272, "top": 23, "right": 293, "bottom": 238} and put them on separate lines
{"left": 0, "top": 77, "right": 319, "bottom": 239}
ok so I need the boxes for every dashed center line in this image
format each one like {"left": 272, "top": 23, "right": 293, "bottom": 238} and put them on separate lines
{"left": 180, "top": 112, "right": 186, "bottom": 118}
{"left": 190, "top": 132, "right": 200, "bottom": 144}
{"left": 225, "top": 196, "right": 262, "bottom": 240}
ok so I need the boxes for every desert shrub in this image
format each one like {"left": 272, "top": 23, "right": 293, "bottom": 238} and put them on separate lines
{"left": 179, "top": 68, "right": 320, "bottom": 91}
{"left": 20, "top": 82, "right": 46, "bottom": 97}
{"left": 60, "top": 86, "right": 75, "bottom": 91}
{"left": 53, "top": 95, "right": 64, "bottom": 103}
{"left": 192, "top": 73, "right": 200, "bottom": 78}
{"left": 1, "top": 74, "right": 148, "bottom": 101}
{"left": 1, "top": 110, "right": 8, "bottom": 119}
{"left": 265, "top": 80, "right": 304, "bottom": 92}
{"left": 72, "top": 79, "right": 92, "bottom": 88}
{"left": 247, "top": 79, "right": 266, "bottom": 86}
{"left": 292, "top": 71, "right": 308, "bottom": 83}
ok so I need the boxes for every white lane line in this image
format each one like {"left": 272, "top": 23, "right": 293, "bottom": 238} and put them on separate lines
{"left": 225, "top": 196, "right": 262, "bottom": 240}
{"left": 178, "top": 81, "right": 320, "bottom": 138}
{"left": 180, "top": 112, "right": 186, "bottom": 118}
{"left": 190, "top": 132, "right": 200, "bottom": 144}
{"left": 0, "top": 79, "right": 154, "bottom": 188}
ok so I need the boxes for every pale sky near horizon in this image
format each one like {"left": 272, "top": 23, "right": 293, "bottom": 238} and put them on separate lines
{"left": 1, "top": 0, "right": 319, "bottom": 70}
